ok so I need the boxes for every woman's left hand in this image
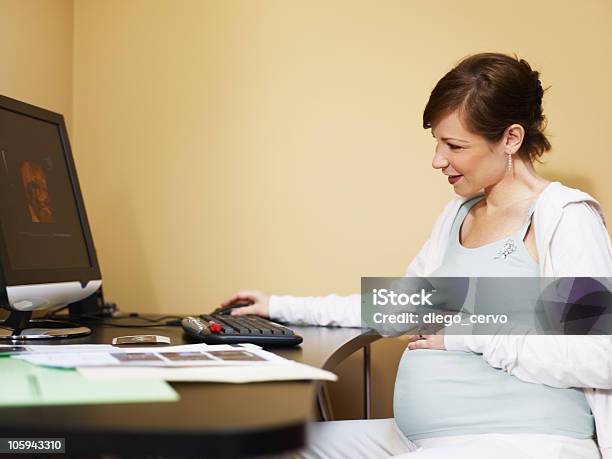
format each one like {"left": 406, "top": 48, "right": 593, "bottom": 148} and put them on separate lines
{"left": 407, "top": 334, "right": 446, "bottom": 350}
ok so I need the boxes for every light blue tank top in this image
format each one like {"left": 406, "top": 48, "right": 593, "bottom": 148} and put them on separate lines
{"left": 394, "top": 195, "right": 594, "bottom": 440}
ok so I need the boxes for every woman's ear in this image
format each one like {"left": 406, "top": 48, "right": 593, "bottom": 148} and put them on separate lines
{"left": 504, "top": 124, "right": 525, "bottom": 155}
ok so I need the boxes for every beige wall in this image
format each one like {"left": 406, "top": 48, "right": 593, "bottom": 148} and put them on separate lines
{"left": 0, "top": 0, "right": 74, "bottom": 129}
{"left": 72, "top": 0, "right": 612, "bottom": 317}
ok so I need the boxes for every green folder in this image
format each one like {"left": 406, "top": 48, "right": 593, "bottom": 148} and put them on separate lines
{"left": 0, "top": 358, "right": 179, "bottom": 407}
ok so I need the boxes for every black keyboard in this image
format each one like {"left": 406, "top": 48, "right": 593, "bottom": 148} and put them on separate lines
{"left": 181, "top": 314, "right": 303, "bottom": 346}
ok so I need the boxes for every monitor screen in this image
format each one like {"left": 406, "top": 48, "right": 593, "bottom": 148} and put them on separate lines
{"left": 0, "top": 97, "right": 99, "bottom": 287}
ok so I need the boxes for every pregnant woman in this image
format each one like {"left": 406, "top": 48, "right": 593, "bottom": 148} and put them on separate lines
{"left": 222, "top": 53, "right": 612, "bottom": 459}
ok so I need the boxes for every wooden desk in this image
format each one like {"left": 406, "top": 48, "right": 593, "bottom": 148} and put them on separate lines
{"left": 0, "top": 318, "right": 380, "bottom": 458}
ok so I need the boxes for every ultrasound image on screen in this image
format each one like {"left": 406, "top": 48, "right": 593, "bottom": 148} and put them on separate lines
{"left": 0, "top": 108, "right": 91, "bottom": 271}
{"left": 21, "top": 160, "right": 55, "bottom": 223}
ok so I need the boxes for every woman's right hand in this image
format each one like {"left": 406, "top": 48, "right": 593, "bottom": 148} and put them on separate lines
{"left": 219, "top": 290, "right": 271, "bottom": 317}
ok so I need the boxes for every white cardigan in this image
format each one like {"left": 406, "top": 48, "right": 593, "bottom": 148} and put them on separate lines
{"left": 269, "top": 182, "right": 612, "bottom": 458}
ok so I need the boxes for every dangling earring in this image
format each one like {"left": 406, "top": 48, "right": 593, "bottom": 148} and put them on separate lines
{"left": 507, "top": 153, "right": 513, "bottom": 173}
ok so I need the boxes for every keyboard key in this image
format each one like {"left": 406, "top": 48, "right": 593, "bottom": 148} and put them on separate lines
{"left": 200, "top": 313, "right": 294, "bottom": 336}
{"left": 203, "top": 316, "right": 236, "bottom": 334}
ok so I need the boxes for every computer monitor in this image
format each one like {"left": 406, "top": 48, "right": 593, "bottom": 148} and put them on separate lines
{"left": 0, "top": 94, "right": 102, "bottom": 339}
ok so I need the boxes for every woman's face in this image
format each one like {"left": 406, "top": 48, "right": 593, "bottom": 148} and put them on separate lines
{"left": 431, "top": 110, "right": 507, "bottom": 197}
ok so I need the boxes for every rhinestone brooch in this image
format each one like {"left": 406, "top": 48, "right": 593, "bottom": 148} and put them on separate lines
{"left": 494, "top": 239, "right": 517, "bottom": 259}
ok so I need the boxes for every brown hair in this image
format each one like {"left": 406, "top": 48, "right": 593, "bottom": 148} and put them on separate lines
{"left": 423, "top": 53, "right": 551, "bottom": 162}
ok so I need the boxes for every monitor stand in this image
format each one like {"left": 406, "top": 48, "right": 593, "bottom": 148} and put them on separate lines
{"left": 0, "top": 310, "right": 91, "bottom": 340}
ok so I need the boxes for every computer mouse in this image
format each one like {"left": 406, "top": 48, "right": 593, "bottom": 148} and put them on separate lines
{"left": 212, "top": 302, "right": 253, "bottom": 315}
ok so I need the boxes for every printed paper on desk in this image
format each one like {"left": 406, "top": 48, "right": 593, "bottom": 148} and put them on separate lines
{"left": 13, "top": 343, "right": 287, "bottom": 368}
{"left": 0, "top": 344, "right": 116, "bottom": 356}
{"left": 78, "top": 361, "right": 338, "bottom": 383}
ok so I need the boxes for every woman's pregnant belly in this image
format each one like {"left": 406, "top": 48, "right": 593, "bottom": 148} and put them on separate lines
{"left": 393, "top": 349, "right": 594, "bottom": 441}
